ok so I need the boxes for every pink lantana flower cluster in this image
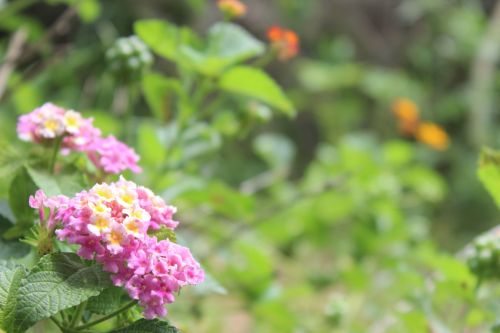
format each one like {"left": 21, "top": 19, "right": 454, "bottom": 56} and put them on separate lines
{"left": 17, "top": 103, "right": 141, "bottom": 174}
{"left": 30, "top": 177, "right": 204, "bottom": 319}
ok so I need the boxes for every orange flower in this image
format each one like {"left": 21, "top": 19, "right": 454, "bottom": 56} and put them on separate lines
{"left": 392, "top": 98, "right": 420, "bottom": 136}
{"left": 267, "top": 26, "right": 299, "bottom": 61}
{"left": 416, "top": 122, "right": 450, "bottom": 151}
{"left": 217, "top": 0, "right": 247, "bottom": 18}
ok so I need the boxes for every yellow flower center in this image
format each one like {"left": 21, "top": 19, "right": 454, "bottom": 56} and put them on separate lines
{"left": 109, "top": 229, "right": 123, "bottom": 245}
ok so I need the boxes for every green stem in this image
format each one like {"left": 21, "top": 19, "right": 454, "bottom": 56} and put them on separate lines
{"left": 69, "top": 301, "right": 86, "bottom": 328}
{"left": 74, "top": 300, "right": 137, "bottom": 331}
{"left": 49, "top": 136, "right": 63, "bottom": 174}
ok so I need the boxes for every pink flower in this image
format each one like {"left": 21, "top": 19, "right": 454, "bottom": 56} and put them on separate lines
{"left": 86, "top": 135, "right": 142, "bottom": 174}
{"left": 17, "top": 103, "right": 141, "bottom": 174}
{"left": 36, "top": 178, "right": 204, "bottom": 319}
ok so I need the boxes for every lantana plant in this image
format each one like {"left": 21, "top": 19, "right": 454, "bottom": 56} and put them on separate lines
{"left": 0, "top": 2, "right": 299, "bottom": 332}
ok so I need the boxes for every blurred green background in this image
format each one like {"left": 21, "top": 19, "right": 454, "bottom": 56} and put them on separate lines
{"left": 1, "top": 0, "right": 500, "bottom": 332}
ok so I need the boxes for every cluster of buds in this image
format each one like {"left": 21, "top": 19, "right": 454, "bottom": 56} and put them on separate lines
{"left": 106, "top": 36, "right": 153, "bottom": 82}
{"left": 391, "top": 98, "right": 450, "bottom": 151}
{"left": 267, "top": 26, "right": 299, "bottom": 61}
{"left": 17, "top": 103, "right": 141, "bottom": 174}
{"left": 30, "top": 177, "right": 204, "bottom": 319}
{"left": 467, "top": 229, "right": 500, "bottom": 280}
{"left": 217, "top": 0, "right": 247, "bottom": 19}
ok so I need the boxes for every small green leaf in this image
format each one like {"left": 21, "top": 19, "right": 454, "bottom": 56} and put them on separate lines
{"left": 4, "top": 252, "right": 111, "bottom": 333}
{"left": 219, "top": 66, "right": 295, "bottom": 116}
{"left": 478, "top": 147, "right": 500, "bottom": 209}
{"left": 8, "top": 167, "right": 37, "bottom": 227}
{"left": 110, "top": 319, "right": 179, "bottom": 333}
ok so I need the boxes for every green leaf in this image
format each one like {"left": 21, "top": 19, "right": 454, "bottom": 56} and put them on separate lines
{"left": 26, "top": 167, "right": 83, "bottom": 196}
{"left": 110, "top": 319, "right": 179, "bottom": 333}
{"left": 142, "top": 73, "right": 180, "bottom": 122}
{"left": 138, "top": 122, "right": 167, "bottom": 167}
{"left": 0, "top": 262, "right": 27, "bottom": 329}
{"left": 0, "top": 262, "right": 26, "bottom": 310}
{"left": 8, "top": 167, "right": 37, "bottom": 227}
{"left": 4, "top": 252, "right": 111, "bottom": 333}
{"left": 149, "top": 226, "right": 177, "bottom": 243}
{"left": 87, "top": 286, "right": 124, "bottom": 315}
{"left": 134, "top": 20, "right": 179, "bottom": 60}
{"left": 134, "top": 19, "right": 198, "bottom": 64}
{"left": 180, "top": 22, "right": 264, "bottom": 76}
{"left": 219, "top": 66, "right": 295, "bottom": 116}
{"left": 478, "top": 147, "right": 500, "bottom": 209}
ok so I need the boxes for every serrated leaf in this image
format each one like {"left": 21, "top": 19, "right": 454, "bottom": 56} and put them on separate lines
{"left": 26, "top": 167, "right": 83, "bottom": 197}
{"left": 4, "top": 252, "right": 111, "bottom": 333}
{"left": 0, "top": 262, "right": 26, "bottom": 310}
{"left": 87, "top": 286, "right": 124, "bottom": 315}
{"left": 0, "top": 262, "right": 27, "bottom": 329}
{"left": 219, "top": 66, "right": 295, "bottom": 116}
{"left": 110, "top": 319, "right": 179, "bottom": 333}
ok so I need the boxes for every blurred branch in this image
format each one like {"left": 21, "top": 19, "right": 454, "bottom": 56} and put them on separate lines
{"left": 468, "top": 1, "right": 500, "bottom": 146}
{"left": 0, "top": 27, "right": 28, "bottom": 100}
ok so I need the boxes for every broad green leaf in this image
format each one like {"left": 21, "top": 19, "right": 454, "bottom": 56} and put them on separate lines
{"left": 0, "top": 262, "right": 27, "bottom": 329}
{"left": 219, "top": 66, "right": 295, "bottom": 116}
{"left": 4, "top": 252, "right": 111, "bottom": 333}
{"left": 478, "top": 147, "right": 500, "bottom": 209}
{"left": 180, "top": 22, "right": 264, "bottom": 76}
{"left": 87, "top": 286, "right": 124, "bottom": 315}
{"left": 26, "top": 167, "right": 83, "bottom": 196}
{"left": 142, "top": 73, "right": 180, "bottom": 122}
{"left": 110, "top": 319, "right": 179, "bottom": 333}
{"left": 8, "top": 167, "right": 36, "bottom": 227}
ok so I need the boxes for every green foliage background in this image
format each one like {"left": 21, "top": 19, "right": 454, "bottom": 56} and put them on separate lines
{"left": 0, "top": 0, "right": 500, "bottom": 332}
